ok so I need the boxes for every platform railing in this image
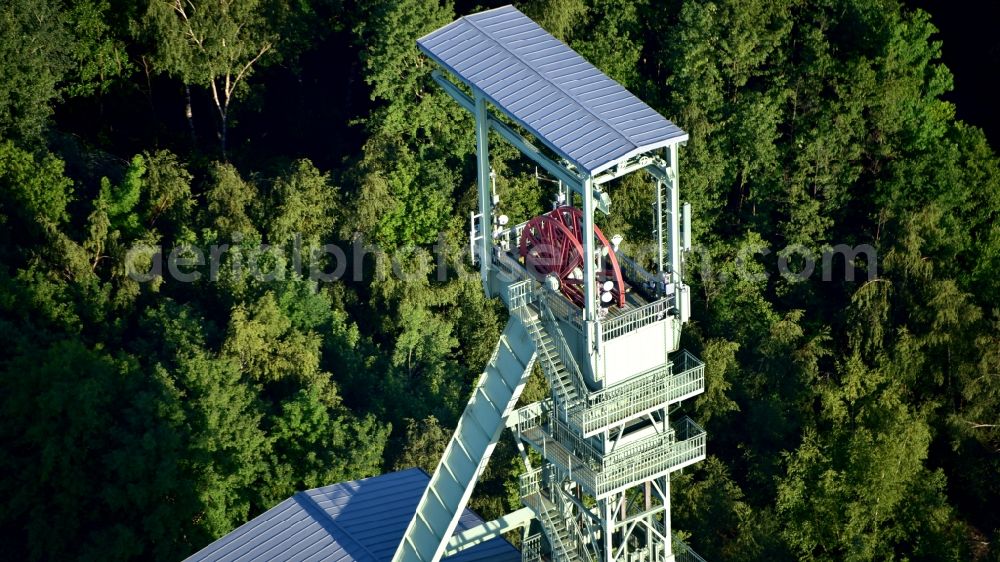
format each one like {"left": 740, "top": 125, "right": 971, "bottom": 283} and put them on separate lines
{"left": 598, "top": 296, "right": 672, "bottom": 341}
{"left": 529, "top": 416, "right": 705, "bottom": 499}
{"left": 576, "top": 350, "right": 705, "bottom": 435}
{"left": 519, "top": 465, "right": 543, "bottom": 499}
{"left": 617, "top": 253, "right": 660, "bottom": 290}
{"left": 593, "top": 417, "right": 706, "bottom": 497}
{"left": 492, "top": 248, "right": 530, "bottom": 283}
{"left": 672, "top": 349, "right": 705, "bottom": 382}
{"left": 547, "top": 415, "right": 704, "bottom": 482}
{"left": 537, "top": 285, "right": 584, "bottom": 336}
{"left": 521, "top": 533, "right": 543, "bottom": 562}
{"left": 550, "top": 417, "right": 602, "bottom": 469}
{"left": 603, "top": 430, "right": 675, "bottom": 467}
{"left": 672, "top": 416, "right": 704, "bottom": 442}
{"left": 513, "top": 402, "right": 547, "bottom": 435}
{"left": 507, "top": 278, "right": 535, "bottom": 311}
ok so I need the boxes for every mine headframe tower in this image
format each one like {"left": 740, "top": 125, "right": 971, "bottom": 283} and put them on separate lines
{"left": 393, "top": 6, "right": 707, "bottom": 562}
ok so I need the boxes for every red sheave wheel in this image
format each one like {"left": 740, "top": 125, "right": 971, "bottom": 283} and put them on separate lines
{"left": 519, "top": 206, "right": 625, "bottom": 308}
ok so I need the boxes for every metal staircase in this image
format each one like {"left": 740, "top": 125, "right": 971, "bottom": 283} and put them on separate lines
{"left": 533, "top": 494, "right": 576, "bottom": 561}
{"left": 509, "top": 278, "right": 592, "bottom": 410}
{"left": 524, "top": 305, "right": 582, "bottom": 409}
{"left": 392, "top": 316, "right": 538, "bottom": 562}
{"left": 520, "top": 467, "right": 582, "bottom": 561}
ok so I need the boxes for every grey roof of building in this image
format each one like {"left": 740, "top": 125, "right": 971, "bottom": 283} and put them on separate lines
{"left": 418, "top": 4, "right": 686, "bottom": 176}
{"left": 184, "top": 468, "right": 520, "bottom": 562}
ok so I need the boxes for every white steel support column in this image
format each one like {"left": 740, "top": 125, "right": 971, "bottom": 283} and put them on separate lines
{"left": 668, "top": 144, "right": 681, "bottom": 303}
{"left": 664, "top": 474, "right": 674, "bottom": 562}
{"left": 656, "top": 177, "right": 665, "bottom": 276}
{"left": 475, "top": 92, "right": 493, "bottom": 294}
{"left": 582, "top": 175, "right": 598, "bottom": 356}
{"left": 602, "top": 498, "right": 614, "bottom": 562}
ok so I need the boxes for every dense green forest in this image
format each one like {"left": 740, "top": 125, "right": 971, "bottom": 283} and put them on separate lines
{"left": 1, "top": 0, "right": 998, "bottom": 560}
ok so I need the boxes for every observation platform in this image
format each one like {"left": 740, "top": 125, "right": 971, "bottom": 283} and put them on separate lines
{"left": 490, "top": 219, "right": 691, "bottom": 390}
{"left": 514, "top": 411, "right": 705, "bottom": 499}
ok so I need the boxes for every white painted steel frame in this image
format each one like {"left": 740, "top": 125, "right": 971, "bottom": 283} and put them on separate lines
{"left": 412, "top": 6, "right": 706, "bottom": 561}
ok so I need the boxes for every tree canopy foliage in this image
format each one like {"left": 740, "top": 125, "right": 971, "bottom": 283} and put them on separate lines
{"left": 0, "top": 0, "right": 997, "bottom": 560}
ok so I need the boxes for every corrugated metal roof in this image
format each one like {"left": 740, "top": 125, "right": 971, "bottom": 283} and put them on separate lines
{"left": 185, "top": 468, "right": 520, "bottom": 562}
{"left": 418, "top": 5, "right": 687, "bottom": 176}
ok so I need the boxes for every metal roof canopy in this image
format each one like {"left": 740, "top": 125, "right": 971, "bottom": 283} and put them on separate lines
{"left": 185, "top": 468, "right": 520, "bottom": 562}
{"left": 417, "top": 5, "right": 688, "bottom": 180}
